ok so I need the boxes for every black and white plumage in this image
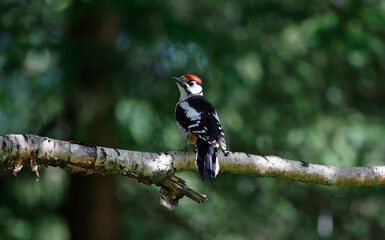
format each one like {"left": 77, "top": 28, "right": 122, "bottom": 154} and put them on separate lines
{"left": 173, "top": 74, "right": 226, "bottom": 182}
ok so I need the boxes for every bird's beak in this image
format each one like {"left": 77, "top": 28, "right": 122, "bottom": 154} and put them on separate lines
{"left": 172, "top": 77, "right": 183, "bottom": 85}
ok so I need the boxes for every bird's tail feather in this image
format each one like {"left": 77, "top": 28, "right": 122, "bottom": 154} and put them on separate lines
{"left": 196, "top": 138, "right": 218, "bottom": 182}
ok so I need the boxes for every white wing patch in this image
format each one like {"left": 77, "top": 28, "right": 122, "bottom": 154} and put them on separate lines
{"left": 188, "top": 120, "right": 200, "bottom": 129}
{"left": 212, "top": 112, "right": 223, "bottom": 130}
{"left": 212, "top": 111, "right": 220, "bottom": 122}
{"left": 180, "top": 102, "right": 201, "bottom": 121}
{"left": 193, "top": 130, "right": 207, "bottom": 134}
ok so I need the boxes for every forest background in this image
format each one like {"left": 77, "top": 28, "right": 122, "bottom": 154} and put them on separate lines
{"left": 1, "top": 0, "right": 385, "bottom": 239}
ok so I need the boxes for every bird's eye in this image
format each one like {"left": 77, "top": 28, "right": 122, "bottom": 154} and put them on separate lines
{"left": 188, "top": 81, "right": 194, "bottom": 86}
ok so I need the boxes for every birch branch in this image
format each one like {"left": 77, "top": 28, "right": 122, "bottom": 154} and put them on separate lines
{"left": 1, "top": 134, "right": 385, "bottom": 210}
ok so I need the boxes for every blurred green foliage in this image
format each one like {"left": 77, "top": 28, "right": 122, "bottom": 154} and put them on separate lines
{"left": 1, "top": 0, "right": 385, "bottom": 239}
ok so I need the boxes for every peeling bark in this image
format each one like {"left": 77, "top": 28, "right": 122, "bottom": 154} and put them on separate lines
{"left": 1, "top": 134, "right": 385, "bottom": 209}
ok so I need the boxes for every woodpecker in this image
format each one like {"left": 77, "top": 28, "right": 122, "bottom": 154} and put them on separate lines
{"left": 172, "top": 74, "right": 226, "bottom": 182}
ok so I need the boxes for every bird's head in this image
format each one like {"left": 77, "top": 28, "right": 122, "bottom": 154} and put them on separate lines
{"left": 172, "top": 74, "right": 203, "bottom": 99}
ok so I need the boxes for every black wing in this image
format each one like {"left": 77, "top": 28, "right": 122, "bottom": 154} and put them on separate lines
{"left": 176, "top": 95, "right": 226, "bottom": 148}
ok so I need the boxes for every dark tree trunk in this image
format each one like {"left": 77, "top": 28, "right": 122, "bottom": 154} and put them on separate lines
{"left": 62, "top": 0, "right": 121, "bottom": 239}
